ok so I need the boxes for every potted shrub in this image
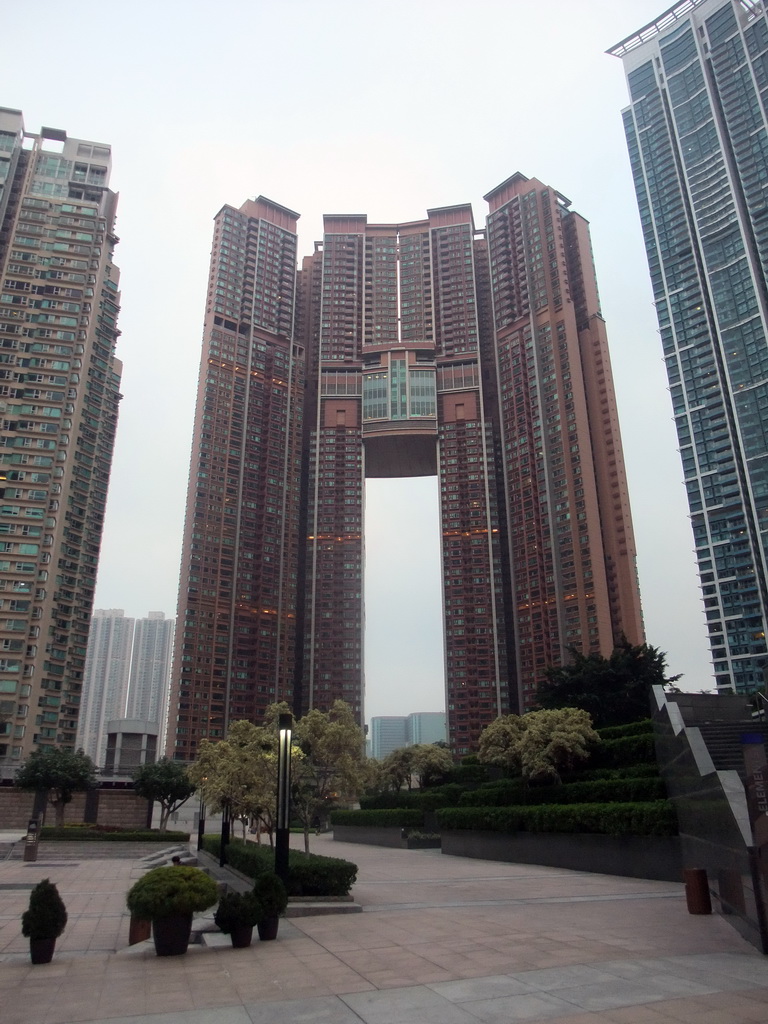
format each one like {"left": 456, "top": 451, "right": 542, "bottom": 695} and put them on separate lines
{"left": 252, "top": 872, "right": 288, "bottom": 941}
{"left": 126, "top": 866, "right": 218, "bottom": 956}
{"left": 214, "top": 891, "right": 261, "bottom": 948}
{"left": 22, "top": 878, "right": 67, "bottom": 964}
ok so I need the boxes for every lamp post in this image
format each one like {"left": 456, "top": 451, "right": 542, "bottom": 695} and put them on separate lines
{"left": 219, "top": 797, "right": 230, "bottom": 868}
{"left": 275, "top": 712, "right": 292, "bottom": 884}
{"left": 197, "top": 776, "right": 207, "bottom": 850}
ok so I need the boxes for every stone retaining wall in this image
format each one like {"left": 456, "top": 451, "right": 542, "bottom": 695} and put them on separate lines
{"left": 441, "top": 830, "right": 682, "bottom": 882}
{"left": 333, "top": 824, "right": 682, "bottom": 882}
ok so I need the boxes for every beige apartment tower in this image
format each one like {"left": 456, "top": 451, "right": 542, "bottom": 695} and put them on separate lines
{"left": 0, "top": 109, "right": 122, "bottom": 766}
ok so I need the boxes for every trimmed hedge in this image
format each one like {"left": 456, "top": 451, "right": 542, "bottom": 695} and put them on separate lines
{"left": 457, "top": 777, "right": 666, "bottom": 808}
{"left": 436, "top": 800, "right": 678, "bottom": 837}
{"left": 201, "top": 837, "right": 357, "bottom": 896}
{"left": 330, "top": 808, "right": 424, "bottom": 828}
{"left": 596, "top": 720, "right": 653, "bottom": 740}
{"left": 588, "top": 734, "right": 656, "bottom": 770}
{"left": 562, "top": 765, "right": 660, "bottom": 782}
{"left": 40, "top": 826, "right": 190, "bottom": 842}
{"left": 361, "top": 784, "right": 465, "bottom": 811}
{"left": 443, "top": 763, "right": 493, "bottom": 786}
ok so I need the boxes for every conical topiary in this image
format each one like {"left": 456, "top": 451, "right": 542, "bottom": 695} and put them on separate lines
{"left": 22, "top": 878, "right": 68, "bottom": 940}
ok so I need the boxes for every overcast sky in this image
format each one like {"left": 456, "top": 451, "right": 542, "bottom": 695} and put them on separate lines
{"left": 3, "top": 0, "right": 714, "bottom": 722}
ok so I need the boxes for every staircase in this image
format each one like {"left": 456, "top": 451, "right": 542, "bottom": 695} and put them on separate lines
{"left": 697, "top": 721, "right": 768, "bottom": 779}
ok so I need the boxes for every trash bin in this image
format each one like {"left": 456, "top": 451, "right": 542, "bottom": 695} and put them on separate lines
{"left": 683, "top": 868, "right": 712, "bottom": 914}
{"left": 23, "top": 818, "right": 39, "bottom": 863}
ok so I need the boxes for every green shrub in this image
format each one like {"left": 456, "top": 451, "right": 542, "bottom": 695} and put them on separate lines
{"left": 597, "top": 720, "right": 653, "bottom": 740}
{"left": 562, "top": 764, "right": 660, "bottom": 782}
{"left": 331, "top": 808, "right": 424, "bottom": 828}
{"left": 40, "top": 826, "right": 190, "bottom": 842}
{"left": 201, "top": 837, "right": 358, "bottom": 897}
{"left": 126, "top": 866, "right": 218, "bottom": 919}
{"left": 359, "top": 791, "right": 422, "bottom": 810}
{"left": 252, "top": 872, "right": 288, "bottom": 917}
{"left": 458, "top": 777, "right": 666, "bottom": 807}
{"left": 22, "top": 879, "right": 67, "bottom": 940}
{"left": 214, "top": 891, "right": 261, "bottom": 933}
{"left": 410, "top": 783, "right": 465, "bottom": 810}
{"left": 589, "top": 734, "right": 656, "bottom": 770}
{"left": 443, "top": 763, "right": 493, "bottom": 786}
{"left": 436, "top": 800, "right": 678, "bottom": 836}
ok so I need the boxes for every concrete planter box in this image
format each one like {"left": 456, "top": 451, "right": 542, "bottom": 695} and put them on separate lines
{"left": 441, "top": 829, "right": 682, "bottom": 882}
{"left": 406, "top": 836, "right": 441, "bottom": 850}
{"left": 333, "top": 825, "right": 407, "bottom": 848}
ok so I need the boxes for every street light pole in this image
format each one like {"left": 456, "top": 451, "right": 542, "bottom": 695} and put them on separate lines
{"left": 219, "top": 798, "right": 230, "bottom": 868}
{"left": 197, "top": 793, "right": 206, "bottom": 850}
{"left": 275, "top": 712, "right": 292, "bottom": 884}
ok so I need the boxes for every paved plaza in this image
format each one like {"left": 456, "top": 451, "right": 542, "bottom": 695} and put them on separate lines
{"left": 2, "top": 832, "right": 768, "bottom": 1023}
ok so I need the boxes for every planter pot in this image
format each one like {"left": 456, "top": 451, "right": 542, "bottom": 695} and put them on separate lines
{"left": 29, "top": 937, "right": 56, "bottom": 964}
{"left": 229, "top": 924, "right": 253, "bottom": 948}
{"left": 257, "top": 916, "right": 279, "bottom": 941}
{"left": 152, "top": 913, "right": 193, "bottom": 956}
{"left": 128, "top": 915, "right": 152, "bottom": 945}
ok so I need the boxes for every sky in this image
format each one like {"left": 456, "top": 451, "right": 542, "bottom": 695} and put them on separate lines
{"left": 3, "top": 0, "right": 715, "bottom": 723}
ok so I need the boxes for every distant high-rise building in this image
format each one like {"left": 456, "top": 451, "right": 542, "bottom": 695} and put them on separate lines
{"left": 406, "top": 712, "right": 447, "bottom": 747}
{"left": 77, "top": 609, "right": 134, "bottom": 763}
{"left": 369, "top": 712, "right": 447, "bottom": 758}
{"left": 78, "top": 609, "right": 174, "bottom": 764}
{"left": 126, "top": 611, "right": 174, "bottom": 750}
{"left": 0, "top": 109, "right": 122, "bottom": 765}
{"left": 370, "top": 717, "right": 408, "bottom": 761}
{"left": 168, "top": 176, "right": 643, "bottom": 759}
{"left": 611, "top": 0, "right": 768, "bottom": 694}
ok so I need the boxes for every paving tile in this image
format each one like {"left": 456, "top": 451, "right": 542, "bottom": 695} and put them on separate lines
{"left": 461, "top": 990, "right": 581, "bottom": 1022}
{"left": 428, "top": 974, "right": 537, "bottom": 1002}
{"left": 509, "top": 964, "right": 629, "bottom": 991}
{"left": 244, "top": 995, "right": 367, "bottom": 1022}
{"left": 85, "top": 1010, "right": 253, "bottom": 1024}
{"left": 341, "top": 985, "right": 481, "bottom": 1023}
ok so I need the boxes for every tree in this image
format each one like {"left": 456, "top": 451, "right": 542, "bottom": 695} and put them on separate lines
{"left": 188, "top": 722, "right": 265, "bottom": 836}
{"left": 535, "top": 637, "right": 680, "bottom": 728}
{"left": 291, "top": 700, "right": 367, "bottom": 853}
{"left": 133, "top": 757, "right": 196, "bottom": 832}
{"left": 409, "top": 744, "right": 453, "bottom": 787}
{"left": 15, "top": 748, "right": 96, "bottom": 826}
{"left": 379, "top": 746, "right": 417, "bottom": 791}
{"left": 478, "top": 708, "right": 598, "bottom": 784}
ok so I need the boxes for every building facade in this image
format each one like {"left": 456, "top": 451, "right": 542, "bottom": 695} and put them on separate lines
{"left": 125, "top": 611, "right": 174, "bottom": 750}
{"left": 370, "top": 716, "right": 408, "bottom": 760}
{"left": 168, "top": 176, "right": 643, "bottom": 759}
{"left": 407, "top": 711, "right": 447, "bottom": 747}
{"left": 76, "top": 609, "right": 134, "bottom": 763}
{"left": 611, "top": 0, "right": 768, "bottom": 694}
{"left": 78, "top": 609, "right": 174, "bottom": 764}
{"left": 0, "top": 109, "right": 122, "bottom": 766}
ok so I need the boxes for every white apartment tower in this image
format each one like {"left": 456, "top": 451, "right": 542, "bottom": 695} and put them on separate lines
{"left": 76, "top": 609, "right": 133, "bottom": 763}
{"left": 78, "top": 609, "right": 174, "bottom": 765}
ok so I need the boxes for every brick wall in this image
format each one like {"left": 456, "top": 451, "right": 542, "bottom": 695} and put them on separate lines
{"left": 0, "top": 786, "right": 150, "bottom": 828}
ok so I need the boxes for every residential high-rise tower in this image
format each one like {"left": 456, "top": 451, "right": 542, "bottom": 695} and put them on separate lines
{"left": 76, "top": 608, "right": 134, "bottom": 763}
{"left": 0, "top": 109, "right": 122, "bottom": 766}
{"left": 125, "top": 611, "right": 174, "bottom": 747}
{"left": 168, "top": 175, "right": 643, "bottom": 758}
{"left": 78, "top": 609, "right": 175, "bottom": 764}
{"left": 611, "top": 0, "right": 768, "bottom": 693}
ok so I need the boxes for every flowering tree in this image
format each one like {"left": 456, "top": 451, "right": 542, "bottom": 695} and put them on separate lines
{"left": 479, "top": 708, "right": 598, "bottom": 784}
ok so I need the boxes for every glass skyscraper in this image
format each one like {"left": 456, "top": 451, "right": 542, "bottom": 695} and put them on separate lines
{"left": 611, "top": 0, "right": 768, "bottom": 694}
